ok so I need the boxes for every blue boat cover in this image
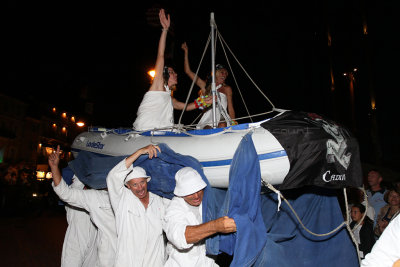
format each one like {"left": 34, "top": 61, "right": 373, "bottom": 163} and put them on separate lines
{"left": 254, "top": 186, "right": 358, "bottom": 267}
{"left": 216, "top": 133, "right": 267, "bottom": 266}
{"left": 66, "top": 132, "right": 358, "bottom": 266}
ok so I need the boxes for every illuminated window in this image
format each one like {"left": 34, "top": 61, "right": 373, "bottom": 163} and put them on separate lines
{"left": 36, "top": 171, "right": 45, "bottom": 180}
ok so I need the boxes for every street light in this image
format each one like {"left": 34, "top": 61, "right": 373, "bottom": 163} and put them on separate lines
{"left": 147, "top": 69, "right": 155, "bottom": 81}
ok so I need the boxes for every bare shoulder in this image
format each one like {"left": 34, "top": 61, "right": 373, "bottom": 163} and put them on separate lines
{"left": 220, "top": 84, "right": 232, "bottom": 95}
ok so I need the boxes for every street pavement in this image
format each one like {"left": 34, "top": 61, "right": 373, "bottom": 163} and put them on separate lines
{"left": 0, "top": 206, "right": 67, "bottom": 267}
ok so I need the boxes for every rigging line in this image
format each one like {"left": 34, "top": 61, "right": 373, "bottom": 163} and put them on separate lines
{"left": 265, "top": 182, "right": 347, "bottom": 237}
{"left": 229, "top": 110, "right": 276, "bottom": 122}
{"left": 216, "top": 30, "right": 253, "bottom": 122}
{"left": 343, "top": 187, "right": 362, "bottom": 265}
{"left": 218, "top": 33, "right": 275, "bottom": 110}
{"left": 190, "top": 112, "right": 203, "bottom": 126}
{"left": 189, "top": 110, "right": 277, "bottom": 128}
{"left": 177, "top": 32, "right": 212, "bottom": 125}
{"left": 189, "top": 33, "right": 218, "bottom": 127}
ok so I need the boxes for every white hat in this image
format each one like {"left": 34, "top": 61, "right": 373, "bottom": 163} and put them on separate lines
{"left": 124, "top": 166, "right": 151, "bottom": 185}
{"left": 174, "top": 167, "right": 207, "bottom": 197}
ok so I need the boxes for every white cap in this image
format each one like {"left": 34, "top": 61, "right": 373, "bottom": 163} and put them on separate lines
{"left": 174, "top": 167, "right": 207, "bottom": 197}
{"left": 124, "top": 166, "right": 151, "bottom": 185}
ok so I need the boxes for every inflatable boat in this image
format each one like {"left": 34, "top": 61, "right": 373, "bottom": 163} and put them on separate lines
{"left": 71, "top": 116, "right": 289, "bottom": 188}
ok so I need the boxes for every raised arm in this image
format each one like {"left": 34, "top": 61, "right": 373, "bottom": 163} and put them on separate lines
{"left": 106, "top": 144, "right": 161, "bottom": 208}
{"left": 181, "top": 42, "right": 206, "bottom": 91}
{"left": 185, "top": 216, "right": 236, "bottom": 244}
{"left": 48, "top": 145, "right": 62, "bottom": 186}
{"left": 149, "top": 9, "right": 170, "bottom": 92}
{"left": 125, "top": 144, "right": 160, "bottom": 168}
{"left": 48, "top": 145, "right": 91, "bottom": 211}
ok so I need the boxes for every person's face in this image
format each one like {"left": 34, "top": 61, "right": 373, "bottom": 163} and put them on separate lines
{"left": 367, "top": 171, "right": 382, "bottom": 187}
{"left": 351, "top": 207, "right": 363, "bottom": 223}
{"left": 126, "top": 178, "right": 148, "bottom": 199}
{"left": 388, "top": 191, "right": 400, "bottom": 207}
{"left": 215, "top": 68, "right": 228, "bottom": 84}
{"left": 167, "top": 67, "right": 178, "bottom": 86}
{"left": 183, "top": 189, "right": 204, "bottom": 207}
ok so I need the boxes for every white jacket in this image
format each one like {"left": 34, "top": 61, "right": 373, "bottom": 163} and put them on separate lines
{"left": 163, "top": 197, "right": 218, "bottom": 267}
{"left": 107, "top": 159, "right": 168, "bottom": 267}
{"left": 361, "top": 214, "right": 400, "bottom": 267}
{"left": 53, "top": 179, "right": 117, "bottom": 267}
{"left": 61, "top": 176, "right": 98, "bottom": 267}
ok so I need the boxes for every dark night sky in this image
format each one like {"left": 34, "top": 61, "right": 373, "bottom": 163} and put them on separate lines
{"left": 4, "top": 0, "right": 400, "bottom": 170}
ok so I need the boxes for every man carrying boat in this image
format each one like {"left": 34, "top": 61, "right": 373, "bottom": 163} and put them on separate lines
{"left": 49, "top": 146, "right": 118, "bottom": 267}
{"left": 106, "top": 144, "right": 169, "bottom": 267}
{"left": 163, "top": 167, "right": 237, "bottom": 266}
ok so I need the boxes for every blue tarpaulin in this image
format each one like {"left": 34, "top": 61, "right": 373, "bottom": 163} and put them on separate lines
{"left": 217, "top": 133, "right": 267, "bottom": 266}
{"left": 253, "top": 186, "right": 358, "bottom": 266}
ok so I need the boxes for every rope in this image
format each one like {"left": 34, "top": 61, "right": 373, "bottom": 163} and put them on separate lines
{"left": 343, "top": 187, "right": 362, "bottom": 265}
{"left": 177, "top": 32, "right": 212, "bottom": 125}
{"left": 178, "top": 19, "right": 277, "bottom": 128}
{"left": 263, "top": 182, "right": 365, "bottom": 264}
{"left": 264, "top": 182, "right": 347, "bottom": 237}
{"left": 218, "top": 33, "right": 275, "bottom": 110}
{"left": 216, "top": 30, "right": 254, "bottom": 122}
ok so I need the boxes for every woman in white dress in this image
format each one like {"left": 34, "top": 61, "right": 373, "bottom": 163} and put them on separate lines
{"left": 133, "top": 10, "right": 212, "bottom": 132}
{"left": 181, "top": 42, "right": 236, "bottom": 129}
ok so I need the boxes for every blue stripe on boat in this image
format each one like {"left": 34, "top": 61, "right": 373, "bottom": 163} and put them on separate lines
{"left": 71, "top": 148, "right": 287, "bottom": 167}
{"left": 200, "top": 150, "right": 287, "bottom": 167}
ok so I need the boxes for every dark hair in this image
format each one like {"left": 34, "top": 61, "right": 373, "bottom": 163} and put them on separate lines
{"left": 215, "top": 64, "right": 227, "bottom": 71}
{"left": 384, "top": 188, "right": 400, "bottom": 203}
{"left": 163, "top": 66, "right": 170, "bottom": 83}
{"left": 352, "top": 203, "right": 366, "bottom": 214}
{"left": 368, "top": 169, "right": 382, "bottom": 177}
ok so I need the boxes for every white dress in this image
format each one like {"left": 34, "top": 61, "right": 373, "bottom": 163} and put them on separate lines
{"left": 133, "top": 88, "right": 174, "bottom": 131}
{"left": 196, "top": 86, "right": 229, "bottom": 129}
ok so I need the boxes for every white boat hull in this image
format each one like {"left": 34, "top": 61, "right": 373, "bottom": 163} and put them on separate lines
{"left": 71, "top": 125, "right": 290, "bottom": 188}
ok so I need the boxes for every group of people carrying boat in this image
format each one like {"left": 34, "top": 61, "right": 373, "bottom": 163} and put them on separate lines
{"left": 49, "top": 9, "right": 237, "bottom": 267}
{"left": 50, "top": 142, "right": 236, "bottom": 266}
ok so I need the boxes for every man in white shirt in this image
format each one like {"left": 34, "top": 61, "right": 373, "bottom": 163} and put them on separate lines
{"left": 163, "top": 167, "right": 237, "bottom": 267}
{"left": 106, "top": 144, "right": 168, "bottom": 267}
{"left": 61, "top": 176, "right": 98, "bottom": 267}
{"left": 361, "top": 214, "right": 400, "bottom": 267}
{"left": 366, "top": 170, "right": 387, "bottom": 227}
{"left": 49, "top": 146, "right": 117, "bottom": 267}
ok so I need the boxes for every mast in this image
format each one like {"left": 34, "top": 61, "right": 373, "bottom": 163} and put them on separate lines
{"left": 210, "top": 13, "right": 217, "bottom": 128}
